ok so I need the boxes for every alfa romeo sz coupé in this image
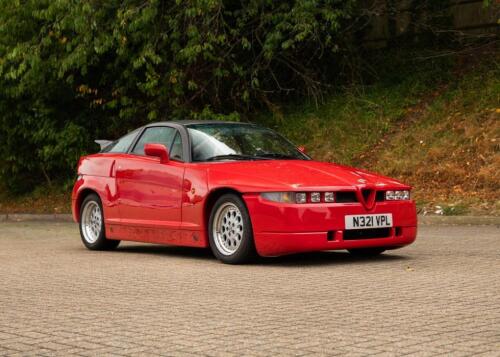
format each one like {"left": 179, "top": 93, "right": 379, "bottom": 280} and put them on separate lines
{"left": 72, "top": 121, "right": 417, "bottom": 264}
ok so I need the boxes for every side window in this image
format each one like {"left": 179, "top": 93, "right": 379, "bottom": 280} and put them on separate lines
{"left": 106, "top": 130, "right": 139, "bottom": 153}
{"left": 169, "top": 132, "right": 183, "bottom": 161}
{"left": 132, "top": 127, "right": 176, "bottom": 156}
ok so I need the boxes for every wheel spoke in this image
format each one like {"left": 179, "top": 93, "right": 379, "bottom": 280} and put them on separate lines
{"left": 81, "top": 200, "right": 102, "bottom": 244}
{"left": 213, "top": 202, "right": 244, "bottom": 256}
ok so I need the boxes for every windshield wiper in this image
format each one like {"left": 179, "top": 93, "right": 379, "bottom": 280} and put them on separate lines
{"left": 255, "top": 153, "right": 300, "bottom": 160}
{"left": 204, "top": 154, "right": 268, "bottom": 161}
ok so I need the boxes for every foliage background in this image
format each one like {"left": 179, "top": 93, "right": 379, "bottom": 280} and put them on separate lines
{"left": 0, "top": 0, "right": 360, "bottom": 192}
{"left": 0, "top": 0, "right": 498, "bottom": 212}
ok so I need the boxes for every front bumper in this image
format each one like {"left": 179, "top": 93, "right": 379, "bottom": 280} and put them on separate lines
{"left": 253, "top": 227, "right": 416, "bottom": 257}
{"left": 243, "top": 193, "right": 417, "bottom": 257}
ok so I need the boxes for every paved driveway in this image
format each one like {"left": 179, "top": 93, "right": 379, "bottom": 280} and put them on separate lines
{"left": 0, "top": 222, "right": 499, "bottom": 356}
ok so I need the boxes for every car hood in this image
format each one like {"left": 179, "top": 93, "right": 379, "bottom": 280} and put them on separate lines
{"left": 206, "top": 160, "right": 410, "bottom": 192}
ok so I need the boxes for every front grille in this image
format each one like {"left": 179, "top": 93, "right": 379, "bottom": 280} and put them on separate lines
{"left": 361, "top": 189, "right": 372, "bottom": 201}
{"left": 343, "top": 228, "right": 392, "bottom": 240}
{"left": 336, "top": 191, "right": 358, "bottom": 203}
{"left": 335, "top": 191, "right": 385, "bottom": 203}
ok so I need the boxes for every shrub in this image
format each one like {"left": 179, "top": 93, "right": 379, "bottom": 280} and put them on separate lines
{"left": 0, "top": 0, "right": 357, "bottom": 192}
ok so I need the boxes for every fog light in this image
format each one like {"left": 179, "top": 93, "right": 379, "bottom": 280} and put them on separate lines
{"left": 324, "top": 192, "right": 335, "bottom": 202}
{"left": 310, "top": 192, "right": 321, "bottom": 203}
{"left": 295, "top": 192, "right": 307, "bottom": 204}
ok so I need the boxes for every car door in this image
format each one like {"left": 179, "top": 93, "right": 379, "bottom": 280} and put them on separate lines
{"left": 114, "top": 126, "right": 185, "bottom": 242}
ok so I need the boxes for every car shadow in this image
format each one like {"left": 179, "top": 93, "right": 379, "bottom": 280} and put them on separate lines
{"left": 257, "top": 250, "right": 411, "bottom": 267}
{"left": 116, "top": 244, "right": 214, "bottom": 261}
{"left": 114, "top": 244, "right": 411, "bottom": 266}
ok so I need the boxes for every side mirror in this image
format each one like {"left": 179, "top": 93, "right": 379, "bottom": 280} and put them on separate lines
{"left": 144, "top": 143, "right": 169, "bottom": 164}
{"left": 298, "top": 146, "right": 307, "bottom": 154}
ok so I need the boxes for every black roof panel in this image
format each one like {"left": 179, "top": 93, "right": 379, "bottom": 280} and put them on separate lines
{"left": 147, "top": 120, "right": 256, "bottom": 127}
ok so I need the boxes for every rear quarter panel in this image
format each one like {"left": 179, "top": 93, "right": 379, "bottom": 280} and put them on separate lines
{"left": 72, "top": 154, "right": 124, "bottom": 223}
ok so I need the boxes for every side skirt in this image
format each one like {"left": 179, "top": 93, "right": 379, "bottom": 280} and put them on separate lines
{"left": 106, "top": 224, "right": 208, "bottom": 248}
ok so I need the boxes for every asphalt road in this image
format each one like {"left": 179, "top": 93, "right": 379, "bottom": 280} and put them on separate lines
{"left": 0, "top": 222, "right": 499, "bottom": 356}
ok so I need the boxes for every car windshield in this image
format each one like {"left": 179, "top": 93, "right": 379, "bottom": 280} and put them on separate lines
{"left": 187, "top": 123, "right": 308, "bottom": 162}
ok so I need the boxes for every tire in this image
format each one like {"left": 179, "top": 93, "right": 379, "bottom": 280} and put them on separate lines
{"left": 79, "top": 193, "right": 120, "bottom": 250}
{"left": 208, "top": 193, "right": 256, "bottom": 264}
{"left": 348, "top": 248, "right": 385, "bottom": 257}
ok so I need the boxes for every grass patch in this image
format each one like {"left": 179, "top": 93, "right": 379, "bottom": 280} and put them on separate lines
{"left": 442, "top": 204, "right": 469, "bottom": 216}
{"left": 254, "top": 54, "right": 453, "bottom": 166}
{"left": 369, "top": 56, "right": 499, "bottom": 215}
{"left": 254, "top": 51, "right": 499, "bottom": 215}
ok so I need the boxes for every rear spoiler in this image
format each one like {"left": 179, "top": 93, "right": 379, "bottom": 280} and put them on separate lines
{"left": 95, "top": 140, "right": 113, "bottom": 150}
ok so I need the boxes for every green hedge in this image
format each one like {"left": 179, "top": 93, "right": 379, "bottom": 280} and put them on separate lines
{"left": 0, "top": 0, "right": 357, "bottom": 192}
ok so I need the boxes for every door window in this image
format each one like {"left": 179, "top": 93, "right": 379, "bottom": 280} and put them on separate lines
{"left": 132, "top": 127, "right": 177, "bottom": 156}
{"left": 169, "top": 132, "right": 183, "bottom": 161}
{"left": 105, "top": 129, "right": 139, "bottom": 153}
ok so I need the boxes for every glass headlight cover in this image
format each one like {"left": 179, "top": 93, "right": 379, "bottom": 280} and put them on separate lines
{"left": 261, "top": 192, "right": 293, "bottom": 203}
{"left": 260, "top": 192, "right": 294, "bottom": 203}
{"left": 295, "top": 193, "right": 307, "bottom": 203}
{"left": 324, "top": 192, "right": 335, "bottom": 202}
{"left": 385, "top": 190, "right": 410, "bottom": 201}
{"left": 310, "top": 192, "right": 321, "bottom": 203}
{"left": 260, "top": 192, "right": 307, "bottom": 203}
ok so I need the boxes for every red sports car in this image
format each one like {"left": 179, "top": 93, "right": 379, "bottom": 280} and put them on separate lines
{"left": 72, "top": 121, "right": 417, "bottom": 264}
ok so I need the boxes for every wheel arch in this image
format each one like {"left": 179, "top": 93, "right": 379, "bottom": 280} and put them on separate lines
{"left": 204, "top": 187, "right": 257, "bottom": 263}
{"left": 74, "top": 188, "right": 100, "bottom": 222}
{"left": 204, "top": 187, "right": 243, "bottom": 229}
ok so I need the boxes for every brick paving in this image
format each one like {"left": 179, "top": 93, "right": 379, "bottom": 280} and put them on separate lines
{"left": 0, "top": 222, "right": 499, "bottom": 356}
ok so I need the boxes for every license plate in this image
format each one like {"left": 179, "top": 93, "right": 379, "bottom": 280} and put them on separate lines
{"left": 345, "top": 214, "right": 393, "bottom": 230}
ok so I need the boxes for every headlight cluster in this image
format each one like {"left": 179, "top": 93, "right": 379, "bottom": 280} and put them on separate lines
{"left": 385, "top": 190, "right": 410, "bottom": 200}
{"left": 261, "top": 190, "right": 411, "bottom": 204}
{"left": 261, "top": 191, "right": 335, "bottom": 204}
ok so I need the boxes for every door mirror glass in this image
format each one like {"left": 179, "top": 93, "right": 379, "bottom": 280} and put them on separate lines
{"left": 144, "top": 143, "right": 169, "bottom": 164}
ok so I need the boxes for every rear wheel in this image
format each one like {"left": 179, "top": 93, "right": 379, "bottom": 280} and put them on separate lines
{"left": 348, "top": 248, "right": 385, "bottom": 257}
{"left": 79, "top": 193, "right": 120, "bottom": 250}
{"left": 208, "top": 194, "right": 256, "bottom": 264}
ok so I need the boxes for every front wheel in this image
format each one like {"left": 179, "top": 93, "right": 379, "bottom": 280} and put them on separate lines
{"left": 348, "top": 248, "right": 385, "bottom": 257}
{"left": 79, "top": 193, "right": 120, "bottom": 250}
{"left": 208, "top": 194, "right": 256, "bottom": 264}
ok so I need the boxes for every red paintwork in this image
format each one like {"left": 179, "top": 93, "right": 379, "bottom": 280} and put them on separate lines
{"left": 72, "top": 156, "right": 417, "bottom": 256}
